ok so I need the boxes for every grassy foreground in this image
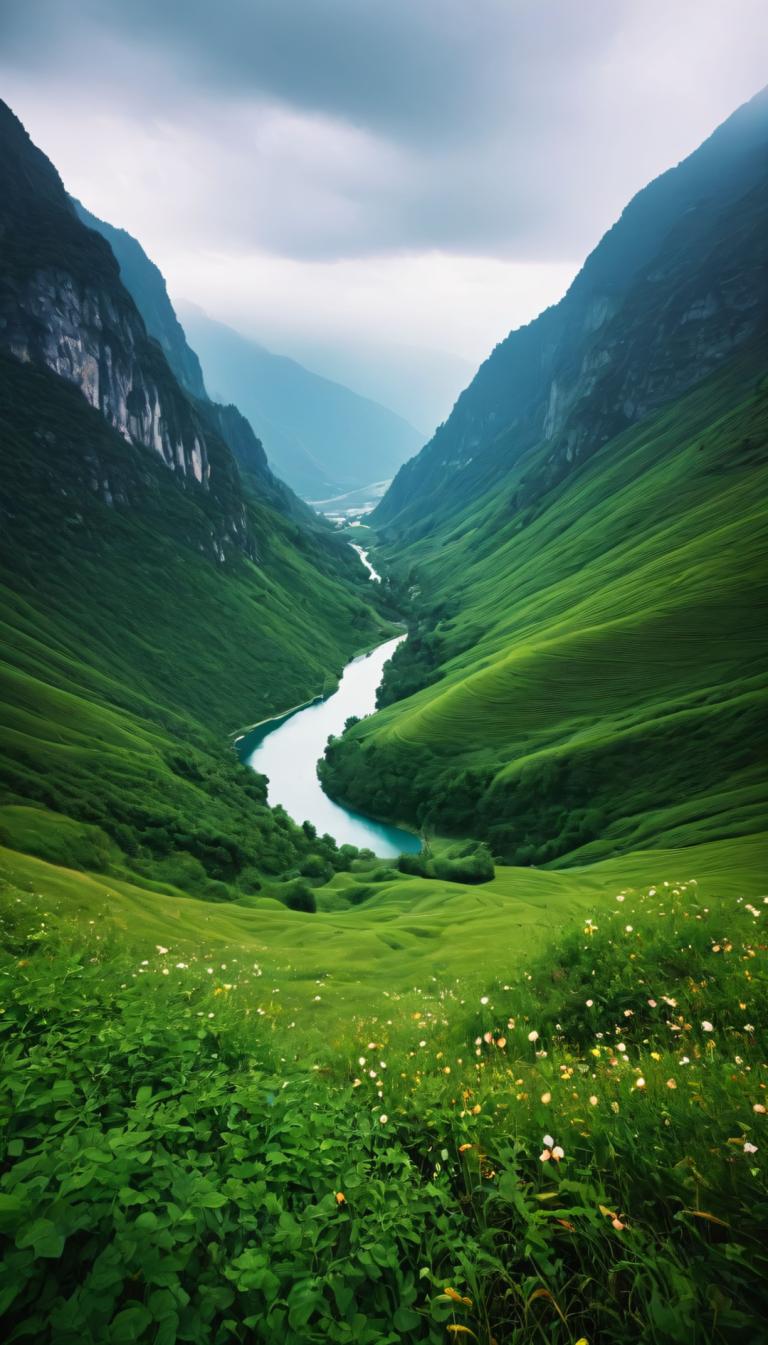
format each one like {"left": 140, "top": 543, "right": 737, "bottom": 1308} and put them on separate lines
{"left": 1, "top": 836, "right": 766, "bottom": 1343}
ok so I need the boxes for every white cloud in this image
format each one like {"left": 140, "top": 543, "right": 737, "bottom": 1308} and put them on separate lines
{"left": 169, "top": 248, "right": 574, "bottom": 368}
{"left": 1, "top": 0, "right": 765, "bottom": 425}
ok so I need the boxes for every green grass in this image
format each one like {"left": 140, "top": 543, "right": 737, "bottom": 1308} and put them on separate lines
{"left": 0, "top": 352, "right": 391, "bottom": 891}
{"left": 2, "top": 121, "right": 767, "bottom": 1341}
{"left": 1, "top": 830, "right": 765, "bottom": 1032}
{"left": 1, "top": 838, "right": 766, "bottom": 1342}
{"left": 323, "top": 351, "right": 768, "bottom": 866}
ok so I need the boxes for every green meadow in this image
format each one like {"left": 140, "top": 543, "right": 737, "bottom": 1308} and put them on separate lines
{"left": 2, "top": 831, "right": 767, "bottom": 1342}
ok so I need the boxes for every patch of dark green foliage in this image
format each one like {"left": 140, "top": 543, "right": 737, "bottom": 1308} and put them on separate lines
{"left": 398, "top": 842, "right": 494, "bottom": 884}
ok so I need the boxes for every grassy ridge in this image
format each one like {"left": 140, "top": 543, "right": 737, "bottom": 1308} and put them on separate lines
{"left": 322, "top": 351, "right": 768, "bottom": 865}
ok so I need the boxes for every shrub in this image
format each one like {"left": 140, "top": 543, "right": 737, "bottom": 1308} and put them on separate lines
{"left": 432, "top": 843, "right": 494, "bottom": 884}
{"left": 300, "top": 853, "right": 334, "bottom": 882}
{"left": 344, "top": 883, "right": 374, "bottom": 905}
{"left": 397, "top": 844, "right": 494, "bottom": 884}
{"left": 398, "top": 852, "right": 428, "bottom": 877}
{"left": 282, "top": 879, "right": 317, "bottom": 913}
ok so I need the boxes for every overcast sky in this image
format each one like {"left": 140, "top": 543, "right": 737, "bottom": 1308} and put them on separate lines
{"left": 1, "top": 1, "right": 766, "bottom": 430}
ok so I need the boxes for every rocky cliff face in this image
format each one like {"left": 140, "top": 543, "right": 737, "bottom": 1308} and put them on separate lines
{"left": 2, "top": 267, "right": 212, "bottom": 485}
{"left": 378, "top": 86, "right": 768, "bottom": 532}
{"left": 69, "top": 198, "right": 314, "bottom": 523}
{"left": 0, "top": 99, "right": 252, "bottom": 553}
{"left": 72, "top": 197, "right": 208, "bottom": 402}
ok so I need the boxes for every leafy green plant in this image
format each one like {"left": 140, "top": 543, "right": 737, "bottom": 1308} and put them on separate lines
{"left": 1, "top": 874, "right": 765, "bottom": 1342}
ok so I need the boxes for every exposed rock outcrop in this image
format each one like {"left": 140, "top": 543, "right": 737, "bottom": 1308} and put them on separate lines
{"left": 0, "top": 98, "right": 253, "bottom": 554}
{"left": 3, "top": 268, "right": 212, "bottom": 484}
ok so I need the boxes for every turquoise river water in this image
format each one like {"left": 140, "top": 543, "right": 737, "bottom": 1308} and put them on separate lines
{"left": 242, "top": 550, "right": 420, "bottom": 856}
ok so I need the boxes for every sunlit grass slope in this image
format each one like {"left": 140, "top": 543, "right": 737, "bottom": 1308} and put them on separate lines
{"left": 2, "top": 830, "right": 765, "bottom": 1030}
{"left": 0, "top": 353, "right": 388, "bottom": 887}
{"left": 324, "top": 351, "right": 768, "bottom": 867}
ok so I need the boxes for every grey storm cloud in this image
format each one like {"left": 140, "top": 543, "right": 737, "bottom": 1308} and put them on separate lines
{"left": 2, "top": 0, "right": 619, "bottom": 143}
{"left": 1, "top": 0, "right": 767, "bottom": 263}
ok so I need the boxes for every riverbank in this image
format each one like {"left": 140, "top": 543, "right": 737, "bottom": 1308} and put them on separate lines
{"left": 232, "top": 539, "right": 418, "bottom": 855}
{"left": 231, "top": 623, "right": 403, "bottom": 751}
{"left": 244, "top": 632, "right": 420, "bottom": 855}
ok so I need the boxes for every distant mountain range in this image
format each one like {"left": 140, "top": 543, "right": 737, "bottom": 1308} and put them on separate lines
{"left": 178, "top": 305, "right": 424, "bottom": 500}
{"left": 72, "top": 199, "right": 422, "bottom": 501}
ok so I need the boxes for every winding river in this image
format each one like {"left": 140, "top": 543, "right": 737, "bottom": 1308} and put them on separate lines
{"left": 241, "top": 548, "right": 420, "bottom": 857}
{"left": 349, "top": 543, "right": 382, "bottom": 582}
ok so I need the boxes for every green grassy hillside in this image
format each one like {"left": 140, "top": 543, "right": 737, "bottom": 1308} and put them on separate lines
{"left": 321, "top": 350, "right": 768, "bottom": 865}
{"left": 334, "top": 93, "right": 768, "bottom": 875}
{"left": 2, "top": 829, "right": 766, "bottom": 1018}
{"left": 0, "top": 351, "right": 389, "bottom": 892}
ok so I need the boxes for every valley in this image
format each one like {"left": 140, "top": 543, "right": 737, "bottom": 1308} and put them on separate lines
{"left": 0, "top": 69, "right": 767, "bottom": 1345}
{"left": 321, "top": 89, "right": 768, "bottom": 873}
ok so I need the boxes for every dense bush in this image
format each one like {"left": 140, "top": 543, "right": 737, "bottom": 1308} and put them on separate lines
{"left": 432, "top": 843, "right": 494, "bottom": 884}
{"left": 0, "top": 942, "right": 474, "bottom": 1344}
{"left": 398, "top": 843, "right": 495, "bottom": 884}
{"left": 344, "top": 883, "right": 374, "bottom": 905}
{"left": 300, "top": 853, "right": 334, "bottom": 882}
{"left": 283, "top": 879, "right": 317, "bottom": 913}
{"left": 375, "top": 627, "right": 445, "bottom": 708}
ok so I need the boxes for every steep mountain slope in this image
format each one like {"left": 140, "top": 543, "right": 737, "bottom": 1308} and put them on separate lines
{"left": 378, "top": 86, "right": 768, "bottom": 536}
{"left": 70, "top": 197, "right": 423, "bottom": 502}
{"left": 0, "top": 99, "right": 291, "bottom": 554}
{"left": 0, "top": 101, "right": 387, "bottom": 889}
{"left": 72, "top": 197, "right": 207, "bottom": 400}
{"left": 71, "top": 197, "right": 318, "bottom": 522}
{"left": 322, "top": 93, "right": 768, "bottom": 866}
{"left": 180, "top": 305, "right": 424, "bottom": 499}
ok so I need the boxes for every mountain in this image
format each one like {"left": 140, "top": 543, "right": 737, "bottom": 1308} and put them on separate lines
{"left": 276, "top": 333, "right": 474, "bottom": 444}
{"left": 378, "top": 86, "right": 768, "bottom": 534}
{"left": 179, "top": 305, "right": 424, "bottom": 499}
{"left": 0, "top": 98, "right": 387, "bottom": 892}
{"left": 0, "top": 99, "right": 295, "bottom": 553}
{"left": 72, "top": 198, "right": 208, "bottom": 401}
{"left": 69, "top": 198, "right": 423, "bottom": 501}
{"left": 321, "top": 89, "right": 768, "bottom": 865}
{"left": 70, "top": 197, "right": 315, "bottom": 520}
